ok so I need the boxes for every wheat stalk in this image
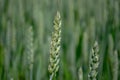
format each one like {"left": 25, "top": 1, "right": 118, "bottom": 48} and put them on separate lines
{"left": 48, "top": 11, "right": 61, "bottom": 80}
{"left": 88, "top": 41, "right": 99, "bottom": 80}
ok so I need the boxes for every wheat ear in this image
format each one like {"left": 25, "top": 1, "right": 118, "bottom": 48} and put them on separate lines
{"left": 48, "top": 11, "right": 61, "bottom": 80}
{"left": 88, "top": 41, "right": 99, "bottom": 80}
{"left": 25, "top": 26, "right": 34, "bottom": 80}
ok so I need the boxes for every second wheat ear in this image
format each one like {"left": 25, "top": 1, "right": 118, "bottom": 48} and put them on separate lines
{"left": 88, "top": 41, "right": 99, "bottom": 80}
{"left": 48, "top": 11, "right": 61, "bottom": 80}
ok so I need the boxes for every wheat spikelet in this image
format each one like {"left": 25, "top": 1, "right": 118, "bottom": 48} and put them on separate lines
{"left": 88, "top": 41, "right": 99, "bottom": 80}
{"left": 48, "top": 11, "right": 61, "bottom": 80}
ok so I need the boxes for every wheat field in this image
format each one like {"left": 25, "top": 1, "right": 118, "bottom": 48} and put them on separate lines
{"left": 0, "top": 0, "right": 120, "bottom": 80}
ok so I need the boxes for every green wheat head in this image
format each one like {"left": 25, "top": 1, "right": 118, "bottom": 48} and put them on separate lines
{"left": 88, "top": 41, "right": 99, "bottom": 80}
{"left": 48, "top": 11, "right": 61, "bottom": 80}
{"left": 25, "top": 26, "right": 34, "bottom": 80}
{"left": 25, "top": 26, "right": 34, "bottom": 70}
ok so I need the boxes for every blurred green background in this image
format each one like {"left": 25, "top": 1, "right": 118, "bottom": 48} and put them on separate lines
{"left": 0, "top": 0, "right": 120, "bottom": 80}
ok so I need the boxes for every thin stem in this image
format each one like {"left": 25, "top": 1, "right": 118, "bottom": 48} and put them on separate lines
{"left": 49, "top": 74, "right": 54, "bottom": 80}
{"left": 57, "top": 0, "right": 60, "bottom": 11}
{"left": 30, "top": 66, "right": 33, "bottom": 80}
